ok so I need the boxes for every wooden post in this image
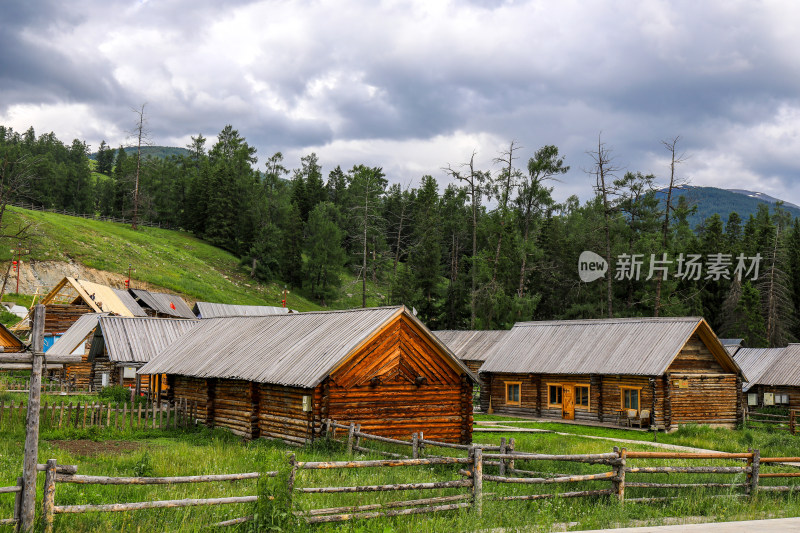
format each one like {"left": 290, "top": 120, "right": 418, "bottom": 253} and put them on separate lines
{"left": 499, "top": 437, "right": 507, "bottom": 475}
{"left": 745, "top": 448, "right": 754, "bottom": 497}
{"left": 287, "top": 453, "right": 298, "bottom": 506}
{"left": 13, "top": 477, "right": 23, "bottom": 527}
{"left": 412, "top": 433, "right": 419, "bottom": 459}
{"left": 346, "top": 423, "right": 355, "bottom": 455}
{"left": 42, "top": 459, "right": 57, "bottom": 533}
{"left": 750, "top": 449, "right": 760, "bottom": 497}
{"left": 791, "top": 410, "right": 796, "bottom": 436}
{"left": 134, "top": 373, "right": 142, "bottom": 398}
{"left": 615, "top": 447, "right": 627, "bottom": 503}
{"left": 508, "top": 438, "right": 516, "bottom": 471}
{"left": 122, "top": 403, "right": 127, "bottom": 431}
{"left": 354, "top": 424, "right": 361, "bottom": 449}
{"left": 472, "top": 447, "right": 483, "bottom": 516}
{"left": 419, "top": 431, "right": 424, "bottom": 457}
{"left": 20, "top": 304, "right": 45, "bottom": 533}
{"left": 106, "top": 402, "right": 112, "bottom": 428}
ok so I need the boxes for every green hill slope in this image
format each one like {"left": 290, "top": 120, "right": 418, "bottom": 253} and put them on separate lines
{"left": 2, "top": 206, "right": 324, "bottom": 311}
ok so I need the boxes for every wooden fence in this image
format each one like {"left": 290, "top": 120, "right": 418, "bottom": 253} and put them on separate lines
{"left": 10, "top": 202, "right": 177, "bottom": 230}
{"left": 15, "top": 421, "right": 800, "bottom": 530}
{"left": 0, "top": 398, "right": 199, "bottom": 431}
{"left": 0, "top": 478, "right": 22, "bottom": 528}
{"left": 745, "top": 409, "right": 798, "bottom": 434}
{"left": 1, "top": 377, "right": 93, "bottom": 394}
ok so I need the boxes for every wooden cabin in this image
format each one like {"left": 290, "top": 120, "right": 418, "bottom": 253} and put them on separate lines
{"left": 129, "top": 289, "right": 195, "bottom": 319}
{"left": 140, "top": 306, "right": 477, "bottom": 444}
{"left": 433, "top": 330, "right": 508, "bottom": 374}
{"left": 734, "top": 346, "right": 800, "bottom": 410}
{"left": 479, "top": 317, "right": 745, "bottom": 430}
{"left": 47, "top": 313, "right": 107, "bottom": 388}
{"left": 42, "top": 277, "right": 147, "bottom": 384}
{"left": 48, "top": 314, "right": 198, "bottom": 392}
{"left": 0, "top": 323, "right": 29, "bottom": 371}
{"left": 192, "top": 301, "right": 290, "bottom": 318}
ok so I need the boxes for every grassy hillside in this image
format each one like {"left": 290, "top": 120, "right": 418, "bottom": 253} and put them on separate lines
{"left": 2, "top": 206, "right": 325, "bottom": 311}
{"left": 656, "top": 186, "right": 800, "bottom": 226}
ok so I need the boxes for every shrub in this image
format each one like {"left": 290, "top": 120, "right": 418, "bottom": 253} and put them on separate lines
{"left": 98, "top": 385, "right": 131, "bottom": 403}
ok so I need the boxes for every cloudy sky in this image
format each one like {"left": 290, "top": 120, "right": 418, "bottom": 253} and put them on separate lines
{"left": 3, "top": 0, "right": 800, "bottom": 203}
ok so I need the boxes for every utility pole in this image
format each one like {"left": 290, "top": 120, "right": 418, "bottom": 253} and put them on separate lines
{"left": 10, "top": 242, "right": 30, "bottom": 295}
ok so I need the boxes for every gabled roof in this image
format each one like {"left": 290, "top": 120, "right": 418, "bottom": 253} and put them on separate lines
{"left": 90, "top": 316, "right": 200, "bottom": 365}
{"left": 47, "top": 313, "right": 108, "bottom": 356}
{"left": 0, "top": 322, "right": 24, "bottom": 351}
{"left": 479, "top": 317, "right": 742, "bottom": 378}
{"left": 140, "top": 306, "right": 477, "bottom": 388}
{"left": 733, "top": 347, "right": 786, "bottom": 391}
{"left": 42, "top": 277, "right": 146, "bottom": 317}
{"left": 433, "top": 330, "right": 508, "bottom": 362}
{"left": 720, "top": 338, "right": 744, "bottom": 356}
{"left": 747, "top": 344, "right": 800, "bottom": 388}
{"left": 192, "top": 301, "right": 290, "bottom": 318}
{"left": 130, "top": 289, "right": 195, "bottom": 319}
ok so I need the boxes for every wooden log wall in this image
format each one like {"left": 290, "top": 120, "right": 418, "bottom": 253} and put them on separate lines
{"left": 462, "top": 360, "right": 483, "bottom": 374}
{"left": 90, "top": 359, "right": 116, "bottom": 391}
{"left": 668, "top": 334, "right": 726, "bottom": 373}
{"left": 212, "top": 379, "right": 258, "bottom": 439}
{"left": 749, "top": 385, "right": 800, "bottom": 411}
{"left": 65, "top": 346, "right": 92, "bottom": 391}
{"left": 326, "top": 315, "right": 471, "bottom": 444}
{"left": 258, "top": 383, "right": 313, "bottom": 445}
{"left": 668, "top": 373, "right": 738, "bottom": 428}
{"left": 172, "top": 376, "right": 210, "bottom": 423}
{"left": 44, "top": 304, "right": 94, "bottom": 336}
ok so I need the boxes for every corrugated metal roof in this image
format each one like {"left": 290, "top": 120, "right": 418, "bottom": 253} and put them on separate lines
{"left": 55, "top": 278, "right": 146, "bottom": 317}
{"left": 733, "top": 347, "right": 786, "bottom": 391}
{"left": 433, "top": 330, "right": 508, "bottom": 362}
{"left": 720, "top": 338, "right": 743, "bottom": 346}
{"left": 111, "top": 288, "right": 148, "bottom": 317}
{"left": 747, "top": 345, "right": 800, "bottom": 388}
{"left": 130, "top": 289, "right": 195, "bottom": 319}
{"left": 192, "top": 301, "right": 290, "bottom": 318}
{"left": 47, "top": 313, "right": 108, "bottom": 356}
{"left": 141, "top": 306, "right": 476, "bottom": 388}
{"left": 96, "top": 316, "right": 200, "bottom": 365}
{"left": 479, "top": 317, "right": 737, "bottom": 377}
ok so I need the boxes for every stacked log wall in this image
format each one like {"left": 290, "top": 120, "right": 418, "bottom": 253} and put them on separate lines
{"left": 171, "top": 375, "right": 210, "bottom": 423}
{"left": 90, "top": 358, "right": 116, "bottom": 391}
{"left": 44, "top": 304, "right": 94, "bottom": 335}
{"left": 326, "top": 315, "right": 471, "bottom": 444}
{"left": 211, "top": 379, "right": 258, "bottom": 439}
{"left": 668, "top": 374, "right": 738, "bottom": 427}
{"left": 258, "top": 383, "right": 313, "bottom": 445}
{"left": 745, "top": 384, "right": 800, "bottom": 410}
{"left": 65, "top": 345, "right": 92, "bottom": 390}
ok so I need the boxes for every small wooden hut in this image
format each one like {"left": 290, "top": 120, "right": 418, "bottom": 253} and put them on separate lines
{"left": 433, "top": 330, "right": 508, "bottom": 374}
{"left": 140, "top": 306, "right": 477, "bottom": 443}
{"left": 47, "top": 313, "right": 107, "bottom": 388}
{"left": 0, "top": 324, "right": 29, "bottom": 371}
{"left": 479, "top": 317, "right": 745, "bottom": 430}
{"left": 129, "top": 289, "right": 195, "bottom": 319}
{"left": 735, "top": 346, "right": 800, "bottom": 410}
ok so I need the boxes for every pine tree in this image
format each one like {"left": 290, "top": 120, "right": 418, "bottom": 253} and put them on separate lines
{"left": 304, "top": 202, "right": 346, "bottom": 304}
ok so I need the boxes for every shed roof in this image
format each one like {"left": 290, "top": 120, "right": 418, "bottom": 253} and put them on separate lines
{"left": 42, "top": 277, "right": 146, "bottom": 317}
{"left": 92, "top": 316, "right": 200, "bottom": 365}
{"left": 747, "top": 344, "right": 800, "bottom": 388}
{"left": 130, "top": 289, "right": 195, "bottom": 319}
{"left": 733, "top": 347, "right": 786, "bottom": 391}
{"left": 140, "top": 306, "right": 476, "bottom": 388}
{"left": 47, "top": 313, "right": 108, "bottom": 356}
{"left": 479, "top": 317, "right": 742, "bottom": 378}
{"left": 192, "top": 301, "right": 289, "bottom": 318}
{"left": 0, "top": 322, "right": 24, "bottom": 351}
{"left": 433, "top": 330, "right": 508, "bottom": 362}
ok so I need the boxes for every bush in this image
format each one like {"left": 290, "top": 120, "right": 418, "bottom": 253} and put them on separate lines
{"left": 98, "top": 385, "right": 132, "bottom": 403}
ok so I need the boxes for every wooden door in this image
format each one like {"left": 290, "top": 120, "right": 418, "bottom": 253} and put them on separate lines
{"left": 562, "top": 385, "right": 575, "bottom": 420}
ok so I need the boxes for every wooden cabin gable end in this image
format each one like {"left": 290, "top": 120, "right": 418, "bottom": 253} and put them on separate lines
{"left": 667, "top": 333, "right": 727, "bottom": 374}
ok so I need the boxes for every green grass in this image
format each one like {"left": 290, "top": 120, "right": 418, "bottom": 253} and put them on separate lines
{"left": 2, "top": 206, "right": 325, "bottom": 311}
{"left": 3, "top": 418, "right": 800, "bottom": 531}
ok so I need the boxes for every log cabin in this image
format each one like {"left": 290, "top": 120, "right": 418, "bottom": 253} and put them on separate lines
{"left": 0, "top": 323, "right": 29, "bottom": 371}
{"left": 734, "top": 346, "right": 800, "bottom": 410}
{"left": 433, "top": 330, "right": 508, "bottom": 374}
{"left": 41, "top": 277, "right": 147, "bottom": 385}
{"left": 139, "top": 306, "right": 477, "bottom": 444}
{"left": 192, "top": 301, "right": 290, "bottom": 318}
{"left": 129, "top": 289, "right": 195, "bottom": 319}
{"left": 479, "top": 317, "right": 745, "bottom": 430}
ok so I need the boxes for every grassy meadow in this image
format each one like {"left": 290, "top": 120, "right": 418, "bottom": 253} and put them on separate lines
{"left": 2, "top": 413, "right": 800, "bottom": 532}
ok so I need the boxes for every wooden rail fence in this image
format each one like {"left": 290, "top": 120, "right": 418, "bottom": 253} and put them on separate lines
{"left": 0, "top": 398, "right": 199, "bottom": 431}
{"left": 1, "top": 378, "right": 93, "bottom": 394}
{"left": 0, "top": 478, "right": 22, "bottom": 528}
{"left": 745, "top": 409, "right": 798, "bottom": 434}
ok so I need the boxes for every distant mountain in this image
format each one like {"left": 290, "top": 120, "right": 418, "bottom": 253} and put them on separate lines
{"left": 89, "top": 145, "right": 191, "bottom": 160}
{"left": 655, "top": 186, "right": 800, "bottom": 227}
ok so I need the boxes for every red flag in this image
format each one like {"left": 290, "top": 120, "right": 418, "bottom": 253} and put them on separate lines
{"left": 170, "top": 301, "right": 176, "bottom": 310}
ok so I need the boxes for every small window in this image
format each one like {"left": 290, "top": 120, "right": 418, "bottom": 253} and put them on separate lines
{"left": 747, "top": 393, "right": 758, "bottom": 406}
{"left": 621, "top": 387, "right": 639, "bottom": 412}
{"left": 505, "top": 382, "right": 521, "bottom": 405}
{"left": 548, "top": 385, "right": 563, "bottom": 406}
{"left": 575, "top": 386, "right": 590, "bottom": 408}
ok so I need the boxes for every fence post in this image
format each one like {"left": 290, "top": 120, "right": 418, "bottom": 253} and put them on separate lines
{"left": 472, "top": 447, "right": 483, "bottom": 516}
{"left": 612, "top": 446, "right": 626, "bottom": 503}
{"left": 791, "top": 411, "right": 796, "bottom": 436}
{"left": 499, "top": 437, "right": 507, "bottom": 475}
{"left": 412, "top": 433, "right": 419, "bottom": 459}
{"left": 508, "top": 438, "right": 516, "bottom": 471}
{"left": 418, "top": 431, "right": 424, "bottom": 457}
{"left": 287, "top": 453, "right": 298, "bottom": 507}
{"left": 13, "top": 477, "right": 23, "bottom": 527}
{"left": 750, "top": 449, "right": 760, "bottom": 498}
{"left": 20, "top": 304, "right": 45, "bottom": 533}
{"left": 354, "top": 424, "right": 361, "bottom": 450}
{"left": 42, "top": 459, "right": 57, "bottom": 533}
{"left": 346, "top": 423, "right": 356, "bottom": 455}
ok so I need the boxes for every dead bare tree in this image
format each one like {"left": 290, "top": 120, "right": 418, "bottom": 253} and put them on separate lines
{"left": 443, "top": 152, "right": 490, "bottom": 328}
{"left": 129, "top": 103, "right": 151, "bottom": 230}
{"left": 654, "top": 136, "right": 688, "bottom": 316}
{"left": 586, "top": 133, "right": 622, "bottom": 318}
